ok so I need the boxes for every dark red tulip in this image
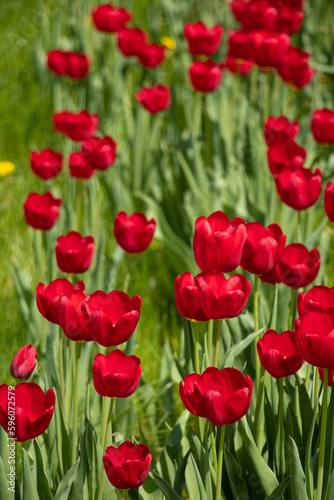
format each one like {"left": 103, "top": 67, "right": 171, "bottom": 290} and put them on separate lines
{"left": 184, "top": 22, "right": 224, "bottom": 56}
{"left": 103, "top": 441, "right": 152, "bottom": 489}
{"left": 276, "top": 4, "right": 304, "bottom": 35}
{"left": 81, "top": 136, "right": 117, "bottom": 170}
{"left": 264, "top": 116, "right": 299, "bottom": 147}
{"left": 93, "top": 349, "right": 141, "bottom": 397}
{"left": 117, "top": 27, "right": 148, "bottom": 57}
{"left": 138, "top": 43, "right": 166, "bottom": 68}
{"left": 274, "top": 167, "right": 322, "bottom": 211}
{"left": 135, "top": 85, "right": 171, "bottom": 114}
{"left": 223, "top": 56, "right": 253, "bottom": 76}
{"left": 47, "top": 50, "right": 67, "bottom": 76}
{"left": 47, "top": 50, "right": 90, "bottom": 79}
{"left": 37, "top": 278, "right": 85, "bottom": 324}
{"left": 278, "top": 243, "right": 320, "bottom": 289}
{"left": 259, "top": 264, "right": 282, "bottom": 285}
{"left": 179, "top": 367, "right": 253, "bottom": 426}
{"left": 295, "top": 309, "right": 334, "bottom": 368}
{"left": 30, "top": 149, "right": 63, "bottom": 180}
{"left": 82, "top": 290, "right": 142, "bottom": 347}
{"left": 10, "top": 344, "right": 38, "bottom": 380}
{"left": 276, "top": 47, "right": 315, "bottom": 88}
{"left": 297, "top": 286, "right": 334, "bottom": 317}
{"left": 257, "top": 329, "right": 304, "bottom": 378}
{"left": 281, "top": 0, "right": 304, "bottom": 9}
{"left": 196, "top": 271, "right": 251, "bottom": 320}
{"left": 227, "top": 30, "right": 254, "bottom": 61}
{"left": 23, "top": 192, "right": 62, "bottom": 230}
{"left": 230, "top": 0, "right": 279, "bottom": 31}
{"left": 174, "top": 272, "right": 209, "bottom": 322}
{"left": 56, "top": 231, "right": 95, "bottom": 274}
{"left": 251, "top": 31, "right": 290, "bottom": 68}
{"left": 325, "top": 181, "right": 334, "bottom": 223}
{"left": 53, "top": 110, "right": 98, "bottom": 142}
{"left": 59, "top": 289, "right": 94, "bottom": 342}
{"left": 318, "top": 368, "right": 334, "bottom": 387}
{"left": 114, "top": 211, "right": 156, "bottom": 254}
{"left": 0, "top": 382, "right": 55, "bottom": 442}
{"left": 92, "top": 4, "right": 132, "bottom": 33}
{"left": 189, "top": 60, "right": 222, "bottom": 93}
{"left": 311, "top": 109, "right": 334, "bottom": 145}
{"left": 193, "top": 211, "right": 246, "bottom": 273}
{"left": 240, "top": 222, "right": 286, "bottom": 276}
{"left": 68, "top": 152, "right": 95, "bottom": 180}
{"left": 267, "top": 141, "right": 306, "bottom": 174}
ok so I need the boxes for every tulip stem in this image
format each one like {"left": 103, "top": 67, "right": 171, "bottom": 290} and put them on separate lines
{"left": 98, "top": 397, "right": 115, "bottom": 500}
{"left": 71, "top": 342, "right": 82, "bottom": 464}
{"left": 278, "top": 377, "right": 285, "bottom": 479}
{"left": 305, "top": 363, "right": 312, "bottom": 392}
{"left": 313, "top": 367, "right": 320, "bottom": 411}
{"left": 58, "top": 327, "right": 67, "bottom": 426}
{"left": 288, "top": 289, "right": 296, "bottom": 331}
{"left": 214, "top": 320, "right": 223, "bottom": 368}
{"left": 253, "top": 364, "right": 265, "bottom": 444}
{"left": 194, "top": 322, "right": 200, "bottom": 374}
{"left": 209, "top": 423, "right": 218, "bottom": 472}
{"left": 316, "top": 369, "right": 328, "bottom": 500}
{"left": 254, "top": 275, "right": 261, "bottom": 383}
{"left": 207, "top": 320, "right": 213, "bottom": 367}
{"left": 215, "top": 425, "right": 226, "bottom": 500}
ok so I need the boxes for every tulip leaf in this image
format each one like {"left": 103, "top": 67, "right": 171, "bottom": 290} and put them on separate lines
{"left": 53, "top": 457, "right": 80, "bottom": 500}
{"left": 22, "top": 448, "right": 39, "bottom": 500}
{"left": 297, "top": 379, "right": 314, "bottom": 449}
{"left": 286, "top": 435, "right": 307, "bottom": 500}
{"left": 264, "top": 476, "right": 290, "bottom": 499}
{"left": 190, "top": 432, "right": 214, "bottom": 500}
{"left": 173, "top": 450, "right": 191, "bottom": 496}
{"left": 222, "top": 327, "right": 265, "bottom": 369}
{"left": 153, "top": 471, "right": 183, "bottom": 500}
{"left": 323, "top": 382, "right": 334, "bottom": 499}
{"left": 33, "top": 439, "right": 52, "bottom": 500}
{"left": 185, "top": 453, "right": 209, "bottom": 500}
{"left": 0, "top": 457, "right": 9, "bottom": 500}
{"left": 224, "top": 446, "right": 249, "bottom": 500}
{"left": 305, "top": 402, "right": 318, "bottom": 500}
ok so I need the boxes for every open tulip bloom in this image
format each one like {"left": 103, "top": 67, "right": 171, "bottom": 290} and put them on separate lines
{"left": 257, "top": 329, "right": 304, "bottom": 378}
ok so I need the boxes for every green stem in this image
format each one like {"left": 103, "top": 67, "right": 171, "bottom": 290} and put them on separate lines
{"left": 279, "top": 377, "right": 285, "bottom": 479}
{"left": 305, "top": 363, "right": 312, "bottom": 391}
{"left": 254, "top": 275, "right": 261, "bottom": 383}
{"left": 215, "top": 425, "right": 226, "bottom": 500}
{"left": 98, "top": 398, "right": 115, "bottom": 500}
{"left": 100, "top": 396, "right": 109, "bottom": 449}
{"left": 207, "top": 319, "right": 213, "bottom": 367}
{"left": 253, "top": 364, "right": 265, "bottom": 443}
{"left": 313, "top": 367, "right": 320, "bottom": 411}
{"left": 193, "top": 91, "right": 202, "bottom": 138}
{"left": 296, "top": 210, "right": 302, "bottom": 242}
{"left": 316, "top": 369, "right": 328, "bottom": 500}
{"left": 58, "top": 327, "right": 67, "bottom": 426}
{"left": 209, "top": 423, "right": 218, "bottom": 472}
{"left": 194, "top": 322, "right": 200, "bottom": 374}
{"left": 71, "top": 342, "right": 82, "bottom": 464}
{"left": 214, "top": 319, "right": 223, "bottom": 368}
{"left": 288, "top": 289, "right": 297, "bottom": 331}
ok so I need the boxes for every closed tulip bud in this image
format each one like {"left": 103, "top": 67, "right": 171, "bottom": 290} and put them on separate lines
{"left": 10, "top": 345, "right": 38, "bottom": 380}
{"left": 93, "top": 349, "right": 141, "bottom": 398}
{"left": 184, "top": 22, "right": 223, "bottom": 56}
{"left": 117, "top": 27, "right": 148, "bottom": 57}
{"left": 278, "top": 243, "right": 320, "bottom": 289}
{"left": 92, "top": 4, "right": 132, "bottom": 33}
{"left": 267, "top": 141, "right": 306, "bottom": 174}
{"left": 311, "top": 109, "right": 334, "bottom": 145}
{"left": 295, "top": 309, "right": 334, "bottom": 368}
{"left": 23, "top": 192, "right": 62, "bottom": 230}
{"left": 81, "top": 136, "right": 117, "bottom": 170}
{"left": 251, "top": 31, "right": 290, "bottom": 68}
{"left": 53, "top": 110, "right": 99, "bottom": 142}
{"left": 0, "top": 382, "right": 55, "bottom": 442}
{"left": 114, "top": 212, "right": 156, "bottom": 253}
{"left": 82, "top": 290, "right": 142, "bottom": 347}
{"left": 47, "top": 50, "right": 67, "bottom": 75}
{"left": 68, "top": 152, "right": 95, "bottom": 180}
{"left": 325, "top": 181, "right": 334, "bottom": 222}
{"left": 297, "top": 286, "right": 334, "bottom": 317}
{"left": 189, "top": 60, "right": 222, "bottom": 93}
{"left": 56, "top": 231, "right": 95, "bottom": 274}
{"left": 59, "top": 290, "right": 94, "bottom": 342}
{"left": 276, "top": 47, "right": 315, "bottom": 89}
{"left": 257, "top": 329, "right": 304, "bottom": 378}
{"left": 179, "top": 367, "right": 253, "bottom": 426}
{"left": 135, "top": 85, "right": 171, "bottom": 114}
{"left": 47, "top": 50, "right": 90, "bottom": 79}
{"left": 138, "top": 43, "right": 166, "bottom": 68}
{"left": 36, "top": 278, "right": 85, "bottom": 324}
{"left": 103, "top": 441, "right": 152, "bottom": 489}
{"left": 174, "top": 272, "right": 209, "bottom": 322}
{"left": 264, "top": 116, "right": 299, "bottom": 147}
{"left": 274, "top": 167, "right": 322, "bottom": 211}
{"left": 30, "top": 149, "right": 63, "bottom": 180}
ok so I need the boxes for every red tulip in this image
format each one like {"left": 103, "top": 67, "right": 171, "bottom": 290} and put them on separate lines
{"left": 81, "top": 136, "right": 117, "bottom": 170}
{"left": 257, "top": 329, "right": 304, "bottom": 378}
{"left": 30, "top": 149, "right": 63, "bottom": 180}
{"left": 311, "top": 109, "right": 334, "bottom": 145}
{"left": 318, "top": 368, "right": 334, "bottom": 387}
{"left": 135, "top": 85, "right": 171, "bottom": 114}
{"left": 138, "top": 43, "right": 166, "bottom": 68}
{"left": 189, "top": 60, "right": 222, "bottom": 93}
{"left": 92, "top": 349, "right": 141, "bottom": 397}
{"left": 10, "top": 344, "right": 38, "bottom": 380}
{"left": 117, "top": 27, "right": 148, "bottom": 57}
{"left": 325, "top": 181, "right": 334, "bottom": 223}
{"left": 179, "top": 367, "right": 253, "bottom": 426}
{"left": 193, "top": 211, "right": 246, "bottom": 273}
{"left": 56, "top": 231, "right": 95, "bottom": 274}
{"left": 184, "top": 22, "right": 224, "bottom": 56}
{"left": 295, "top": 309, "right": 334, "bottom": 368}
{"left": 92, "top": 4, "right": 132, "bottom": 33}
{"left": 23, "top": 192, "right": 62, "bottom": 230}
{"left": 114, "top": 212, "right": 156, "bottom": 253}
{"left": 297, "top": 286, "right": 334, "bottom": 317}
{"left": 53, "top": 110, "right": 99, "bottom": 142}
{"left": 281, "top": 0, "right": 304, "bottom": 9}
{"left": 264, "top": 116, "right": 299, "bottom": 147}
{"left": 251, "top": 31, "right": 290, "bottom": 68}
{"left": 278, "top": 243, "right": 320, "bottom": 289}
{"left": 47, "top": 50, "right": 90, "bottom": 79}
{"left": 230, "top": 0, "right": 279, "bottom": 31}
{"left": 68, "top": 152, "right": 95, "bottom": 180}
{"left": 259, "top": 264, "right": 282, "bottom": 285}
{"left": 267, "top": 141, "right": 306, "bottom": 174}
{"left": 196, "top": 271, "right": 251, "bottom": 320}
{"left": 276, "top": 5, "right": 304, "bottom": 35}
{"left": 82, "top": 290, "right": 142, "bottom": 347}
{"left": 59, "top": 289, "right": 94, "bottom": 342}
{"left": 223, "top": 56, "right": 253, "bottom": 76}
{"left": 0, "top": 382, "right": 55, "bottom": 442}
{"left": 37, "top": 278, "right": 85, "bottom": 324}
{"left": 240, "top": 222, "right": 286, "bottom": 276}
{"left": 274, "top": 167, "right": 322, "bottom": 211}
{"left": 276, "top": 47, "right": 315, "bottom": 88}
{"left": 227, "top": 30, "right": 254, "bottom": 61}
{"left": 103, "top": 441, "right": 152, "bottom": 489}
{"left": 174, "top": 272, "right": 209, "bottom": 322}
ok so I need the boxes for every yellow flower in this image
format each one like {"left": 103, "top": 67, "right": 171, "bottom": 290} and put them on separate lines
{"left": 161, "top": 36, "right": 176, "bottom": 50}
{"left": 0, "top": 161, "right": 15, "bottom": 177}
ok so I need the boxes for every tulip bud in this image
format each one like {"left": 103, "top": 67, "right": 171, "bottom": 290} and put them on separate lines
{"left": 184, "top": 22, "right": 224, "bottom": 56}
{"left": 10, "top": 344, "right": 38, "bottom": 380}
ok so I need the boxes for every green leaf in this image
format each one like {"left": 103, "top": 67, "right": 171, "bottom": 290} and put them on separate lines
{"left": 224, "top": 446, "right": 249, "bottom": 500}
{"left": 185, "top": 453, "right": 208, "bottom": 500}
{"left": 153, "top": 472, "right": 183, "bottom": 500}
{"left": 33, "top": 439, "right": 52, "bottom": 500}
{"left": 53, "top": 458, "right": 80, "bottom": 500}
{"left": 22, "top": 448, "right": 38, "bottom": 500}
{"left": 0, "top": 457, "right": 9, "bottom": 500}
{"left": 305, "top": 403, "right": 318, "bottom": 500}
{"left": 222, "top": 327, "right": 265, "bottom": 369}
{"left": 264, "top": 476, "right": 290, "bottom": 499}
{"left": 173, "top": 450, "right": 191, "bottom": 496}
{"left": 286, "top": 436, "right": 307, "bottom": 500}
